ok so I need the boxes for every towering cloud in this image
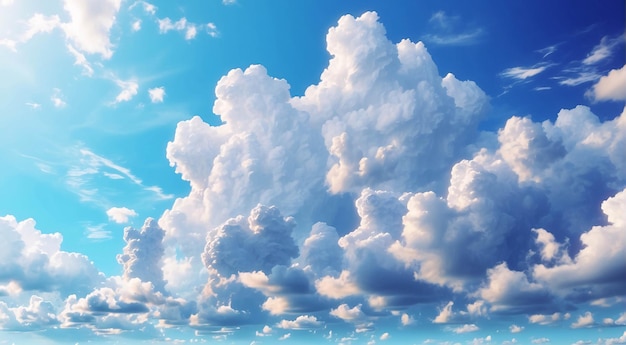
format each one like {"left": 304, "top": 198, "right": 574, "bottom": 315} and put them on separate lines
{"left": 117, "top": 218, "right": 166, "bottom": 292}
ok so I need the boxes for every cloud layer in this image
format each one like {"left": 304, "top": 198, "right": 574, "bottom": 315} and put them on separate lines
{"left": 1, "top": 10, "right": 625, "bottom": 343}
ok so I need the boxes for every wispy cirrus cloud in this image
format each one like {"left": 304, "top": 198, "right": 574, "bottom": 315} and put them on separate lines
{"left": 66, "top": 147, "right": 173, "bottom": 205}
{"left": 501, "top": 63, "right": 553, "bottom": 80}
{"left": 422, "top": 10, "right": 484, "bottom": 46}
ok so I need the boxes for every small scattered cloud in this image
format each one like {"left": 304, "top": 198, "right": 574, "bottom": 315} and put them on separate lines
{"left": 571, "top": 312, "right": 595, "bottom": 329}
{"left": 85, "top": 224, "right": 112, "bottom": 240}
{"left": 380, "top": 332, "right": 390, "bottom": 340}
{"left": 25, "top": 102, "right": 41, "bottom": 109}
{"left": 132, "top": 19, "right": 142, "bottom": 32}
{"left": 148, "top": 87, "right": 166, "bottom": 103}
{"left": 529, "top": 312, "right": 570, "bottom": 325}
{"left": 51, "top": 88, "right": 66, "bottom": 108}
{"left": 114, "top": 78, "right": 139, "bottom": 103}
{"left": 106, "top": 207, "right": 137, "bottom": 224}
{"left": 531, "top": 338, "right": 550, "bottom": 344}
{"left": 276, "top": 315, "right": 322, "bottom": 330}
{"left": 451, "top": 324, "right": 479, "bottom": 334}
{"left": 509, "top": 324, "right": 524, "bottom": 333}
{"left": 222, "top": 0, "right": 236, "bottom": 5}
{"left": 278, "top": 333, "right": 291, "bottom": 341}
{"left": 537, "top": 44, "right": 558, "bottom": 58}
{"left": 158, "top": 17, "right": 214, "bottom": 40}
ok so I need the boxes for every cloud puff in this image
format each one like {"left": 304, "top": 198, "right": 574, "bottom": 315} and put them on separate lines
{"left": 203, "top": 205, "right": 299, "bottom": 277}
{"left": 451, "top": 324, "right": 479, "bottom": 334}
{"left": 294, "top": 11, "right": 488, "bottom": 195}
{"left": 0, "top": 215, "right": 102, "bottom": 297}
{"left": 276, "top": 315, "right": 322, "bottom": 330}
{"left": 117, "top": 218, "right": 166, "bottom": 292}
{"left": 533, "top": 188, "right": 626, "bottom": 302}
{"left": 590, "top": 64, "right": 626, "bottom": 101}
{"left": 114, "top": 78, "right": 139, "bottom": 103}
{"left": 0, "top": 295, "right": 59, "bottom": 331}
{"left": 157, "top": 13, "right": 626, "bottom": 333}
{"left": 106, "top": 207, "right": 137, "bottom": 223}
{"left": 62, "top": 0, "right": 121, "bottom": 59}
{"left": 148, "top": 86, "right": 166, "bottom": 103}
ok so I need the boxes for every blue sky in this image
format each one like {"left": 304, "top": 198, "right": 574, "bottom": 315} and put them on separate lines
{"left": 0, "top": 1, "right": 625, "bottom": 344}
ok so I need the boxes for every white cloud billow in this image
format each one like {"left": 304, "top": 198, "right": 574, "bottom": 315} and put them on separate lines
{"left": 2, "top": 10, "right": 626, "bottom": 339}
{"left": 62, "top": 0, "right": 121, "bottom": 59}
{"left": 114, "top": 78, "right": 139, "bottom": 103}
{"left": 106, "top": 207, "right": 137, "bottom": 223}
{"left": 148, "top": 87, "right": 166, "bottom": 103}
{"left": 591, "top": 64, "right": 626, "bottom": 101}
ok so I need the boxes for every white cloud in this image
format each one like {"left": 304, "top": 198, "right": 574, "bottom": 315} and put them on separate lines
{"left": 590, "top": 64, "right": 626, "bottom": 101}
{"left": 0, "top": 38, "right": 17, "bottom": 51}
{"left": 276, "top": 315, "right": 322, "bottom": 330}
{"left": 583, "top": 36, "right": 623, "bottom": 65}
{"left": 106, "top": 207, "right": 137, "bottom": 223}
{"left": 132, "top": 19, "right": 142, "bottom": 32}
{"left": 51, "top": 88, "right": 66, "bottom": 108}
{"left": 0, "top": 295, "right": 59, "bottom": 331}
{"left": 509, "top": 324, "right": 524, "bottom": 333}
{"left": 21, "top": 13, "right": 61, "bottom": 41}
{"left": 25, "top": 102, "right": 41, "bottom": 109}
{"left": 433, "top": 301, "right": 470, "bottom": 324}
{"left": 158, "top": 17, "right": 213, "bottom": 40}
{"left": 401, "top": 313, "right": 414, "bottom": 326}
{"left": 528, "top": 312, "right": 570, "bottom": 325}
{"left": 501, "top": 63, "right": 551, "bottom": 80}
{"left": 0, "top": 215, "right": 103, "bottom": 298}
{"left": 114, "top": 78, "right": 139, "bottom": 103}
{"left": 86, "top": 223, "right": 111, "bottom": 240}
{"left": 278, "top": 333, "right": 291, "bottom": 341}
{"left": 148, "top": 87, "right": 166, "bottom": 103}
{"left": 451, "top": 324, "right": 479, "bottom": 334}
{"left": 1, "top": 0, "right": 14, "bottom": 5}
{"left": 330, "top": 304, "right": 366, "bottom": 322}
{"left": 62, "top": 0, "right": 121, "bottom": 59}
{"left": 571, "top": 312, "right": 595, "bottom": 329}
{"left": 531, "top": 338, "right": 550, "bottom": 344}
{"left": 203, "top": 205, "right": 299, "bottom": 277}
{"left": 380, "top": 332, "right": 390, "bottom": 340}
{"left": 117, "top": 218, "right": 166, "bottom": 292}
{"left": 67, "top": 44, "right": 94, "bottom": 76}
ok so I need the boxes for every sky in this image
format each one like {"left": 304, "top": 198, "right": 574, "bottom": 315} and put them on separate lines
{"left": 0, "top": 0, "right": 625, "bottom": 344}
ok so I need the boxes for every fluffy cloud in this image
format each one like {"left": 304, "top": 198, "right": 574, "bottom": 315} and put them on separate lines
{"left": 591, "top": 64, "right": 626, "bottom": 101}
{"left": 0, "top": 295, "right": 59, "bottom": 331}
{"left": 533, "top": 188, "right": 626, "bottom": 302}
{"left": 106, "top": 207, "right": 137, "bottom": 223}
{"left": 0, "top": 215, "right": 102, "bottom": 297}
{"left": 276, "top": 315, "right": 322, "bottom": 330}
{"left": 202, "top": 205, "right": 299, "bottom": 277}
{"left": 155, "top": 13, "right": 626, "bottom": 334}
{"left": 293, "top": 11, "right": 488, "bottom": 195}
{"left": 117, "top": 218, "right": 166, "bottom": 292}
{"left": 148, "top": 86, "right": 166, "bottom": 103}
{"left": 62, "top": 0, "right": 121, "bottom": 59}
{"left": 114, "top": 78, "right": 139, "bottom": 103}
